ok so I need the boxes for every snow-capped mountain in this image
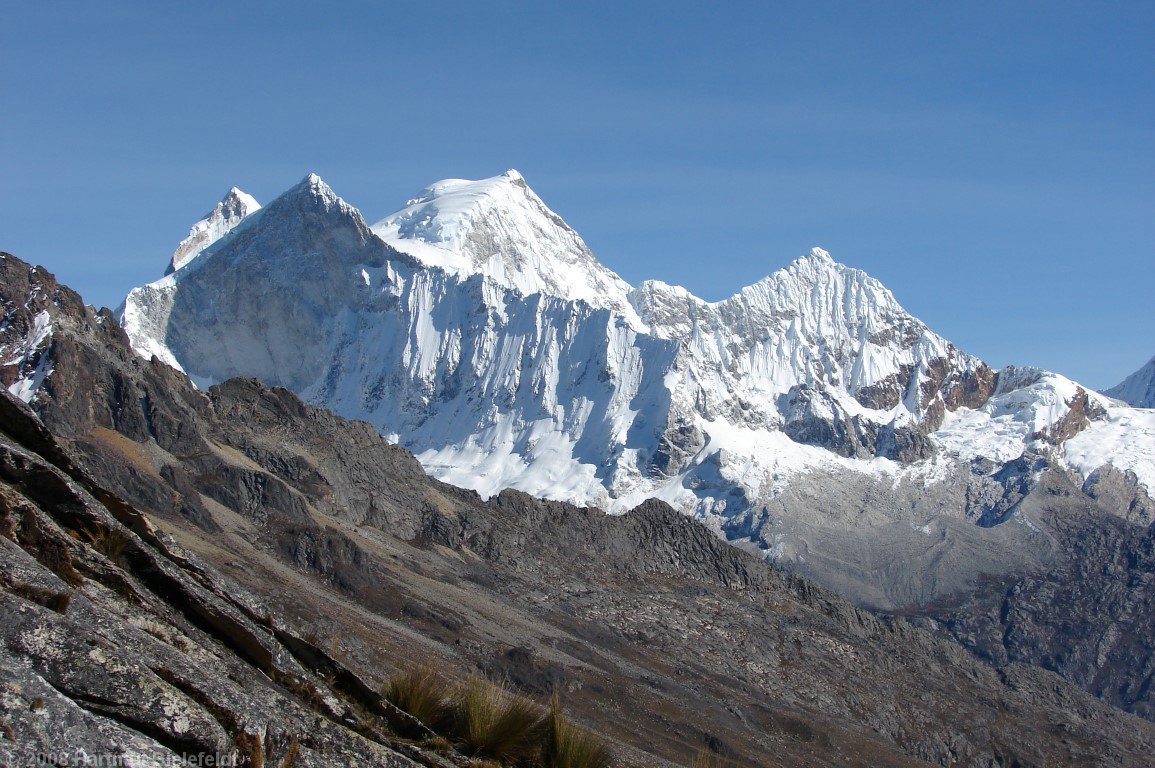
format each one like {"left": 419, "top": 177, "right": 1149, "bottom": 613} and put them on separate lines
{"left": 114, "top": 171, "right": 1155, "bottom": 606}
{"left": 1106, "top": 355, "right": 1155, "bottom": 408}
{"left": 372, "top": 169, "right": 640, "bottom": 323}
{"left": 167, "top": 187, "right": 261, "bottom": 274}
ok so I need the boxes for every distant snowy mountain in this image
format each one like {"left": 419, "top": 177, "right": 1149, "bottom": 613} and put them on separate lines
{"left": 372, "top": 170, "right": 640, "bottom": 323}
{"left": 114, "top": 171, "right": 1155, "bottom": 607}
{"left": 1105, "top": 355, "right": 1155, "bottom": 408}
{"left": 167, "top": 187, "right": 260, "bottom": 274}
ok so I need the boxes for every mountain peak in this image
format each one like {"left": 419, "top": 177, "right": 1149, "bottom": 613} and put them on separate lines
{"left": 167, "top": 186, "right": 261, "bottom": 274}
{"left": 371, "top": 171, "right": 636, "bottom": 315}
{"left": 257, "top": 173, "right": 368, "bottom": 229}
{"left": 501, "top": 168, "right": 526, "bottom": 186}
{"left": 1105, "top": 354, "right": 1155, "bottom": 408}
{"left": 291, "top": 172, "right": 338, "bottom": 200}
{"left": 223, "top": 186, "right": 257, "bottom": 205}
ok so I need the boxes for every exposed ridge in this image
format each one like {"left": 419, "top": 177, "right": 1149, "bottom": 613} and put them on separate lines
{"left": 167, "top": 186, "right": 261, "bottom": 274}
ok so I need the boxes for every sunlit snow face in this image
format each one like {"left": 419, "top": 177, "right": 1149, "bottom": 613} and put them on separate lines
{"left": 119, "top": 171, "right": 1153, "bottom": 532}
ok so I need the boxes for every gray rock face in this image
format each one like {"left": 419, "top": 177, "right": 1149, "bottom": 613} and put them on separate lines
{"left": 2, "top": 252, "right": 1155, "bottom": 766}
{"left": 912, "top": 467, "right": 1155, "bottom": 720}
{"left": 0, "top": 394, "right": 426, "bottom": 766}
{"left": 780, "top": 385, "right": 936, "bottom": 461}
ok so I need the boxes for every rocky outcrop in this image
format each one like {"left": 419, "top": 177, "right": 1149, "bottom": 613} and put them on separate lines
{"left": 0, "top": 395, "right": 429, "bottom": 767}
{"left": 781, "top": 385, "right": 936, "bottom": 461}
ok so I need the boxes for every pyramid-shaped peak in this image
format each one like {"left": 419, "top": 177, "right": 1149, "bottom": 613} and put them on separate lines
{"left": 167, "top": 186, "right": 262, "bottom": 274}
{"left": 778, "top": 246, "right": 859, "bottom": 283}
{"left": 262, "top": 173, "right": 363, "bottom": 223}
{"left": 719, "top": 245, "right": 925, "bottom": 345}
{"left": 218, "top": 187, "right": 261, "bottom": 217}
{"left": 1105, "top": 354, "right": 1155, "bottom": 408}
{"left": 291, "top": 172, "right": 337, "bottom": 199}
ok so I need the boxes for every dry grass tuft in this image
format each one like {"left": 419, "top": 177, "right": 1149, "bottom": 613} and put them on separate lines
{"left": 542, "top": 694, "right": 613, "bottom": 768}
{"left": 9, "top": 580, "right": 72, "bottom": 613}
{"left": 276, "top": 735, "right": 300, "bottom": 768}
{"left": 36, "top": 536, "right": 84, "bottom": 586}
{"left": 78, "top": 523, "right": 131, "bottom": 567}
{"left": 388, "top": 668, "right": 614, "bottom": 767}
{"left": 690, "top": 749, "right": 732, "bottom": 768}
{"left": 384, "top": 664, "right": 456, "bottom": 735}
{"left": 454, "top": 676, "right": 544, "bottom": 764}
{"left": 235, "top": 730, "right": 264, "bottom": 768}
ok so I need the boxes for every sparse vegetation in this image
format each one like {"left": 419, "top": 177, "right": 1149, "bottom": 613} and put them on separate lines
{"left": 78, "top": 522, "right": 131, "bottom": 566}
{"left": 8, "top": 580, "right": 72, "bottom": 613}
{"left": 34, "top": 535, "right": 84, "bottom": 586}
{"left": 456, "top": 676, "right": 543, "bottom": 763}
{"left": 276, "top": 735, "right": 300, "bottom": 768}
{"left": 541, "top": 693, "right": 612, "bottom": 768}
{"left": 235, "top": 730, "right": 264, "bottom": 768}
{"left": 128, "top": 614, "right": 191, "bottom": 652}
{"left": 234, "top": 731, "right": 300, "bottom": 768}
{"left": 419, "top": 734, "right": 454, "bottom": 753}
{"left": 384, "top": 667, "right": 613, "bottom": 767}
{"left": 384, "top": 663, "right": 456, "bottom": 736}
{"left": 690, "top": 749, "right": 731, "bottom": 768}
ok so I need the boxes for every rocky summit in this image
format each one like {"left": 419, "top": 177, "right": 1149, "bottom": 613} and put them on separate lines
{"left": 3, "top": 251, "right": 1155, "bottom": 765}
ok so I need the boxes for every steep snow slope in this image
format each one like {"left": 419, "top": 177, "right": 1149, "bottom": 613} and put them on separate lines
{"left": 116, "top": 172, "right": 1155, "bottom": 607}
{"left": 1106, "top": 355, "right": 1155, "bottom": 408}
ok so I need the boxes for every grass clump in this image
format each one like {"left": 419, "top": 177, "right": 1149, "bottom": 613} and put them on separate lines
{"left": 384, "top": 664, "right": 456, "bottom": 735}
{"left": 275, "top": 735, "right": 300, "bottom": 768}
{"left": 8, "top": 581, "right": 72, "bottom": 613}
{"left": 385, "top": 665, "right": 614, "bottom": 767}
{"left": 78, "top": 523, "right": 131, "bottom": 566}
{"left": 689, "top": 749, "right": 731, "bottom": 768}
{"left": 542, "top": 694, "right": 612, "bottom": 768}
{"left": 234, "top": 730, "right": 264, "bottom": 768}
{"left": 456, "top": 677, "right": 544, "bottom": 764}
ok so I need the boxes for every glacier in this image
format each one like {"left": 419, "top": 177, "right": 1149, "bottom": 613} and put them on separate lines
{"left": 115, "top": 170, "right": 1155, "bottom": 607}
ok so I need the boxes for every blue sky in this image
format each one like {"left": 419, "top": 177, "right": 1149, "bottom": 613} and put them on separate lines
{"left": 2, "top": 1, "right": 1151, "bottom": 388}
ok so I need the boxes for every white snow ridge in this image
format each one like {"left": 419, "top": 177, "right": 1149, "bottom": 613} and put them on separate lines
{"left": 120, "top": 170, "right": 1155, "bottom": 608}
